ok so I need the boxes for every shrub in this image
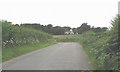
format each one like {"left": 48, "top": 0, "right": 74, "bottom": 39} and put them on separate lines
{"left": 2, "top": 20, "right": 52, "bottom": 48}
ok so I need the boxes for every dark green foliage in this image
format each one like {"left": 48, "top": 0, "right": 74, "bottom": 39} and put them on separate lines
{"left": 63, "top": 27, "right": 71, "bottom": 31}
{"left": 20, "top": 23, "right": 72, "bottom": 35}
{"left": 77, "top": 23, "right": 91, "bottom": 34}
{"left": 52, "top": 26, "right": 65, "bottom": 35}
{"left": 20, "top": 22, "right": 108, "bottom": 35}
{"left": 91, "top": 27, "right": 108, "bottom": 33}
{"left": 76, "top": 23, "right": 108, "bottom": 34}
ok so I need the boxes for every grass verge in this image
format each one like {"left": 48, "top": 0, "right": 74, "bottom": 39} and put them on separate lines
{"left": 2, "top": 41, "right": 57, "bottom": 62}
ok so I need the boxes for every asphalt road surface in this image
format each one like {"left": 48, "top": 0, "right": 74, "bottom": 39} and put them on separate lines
{"left": 3, "top": 42, "right": 92, "bottom": 70}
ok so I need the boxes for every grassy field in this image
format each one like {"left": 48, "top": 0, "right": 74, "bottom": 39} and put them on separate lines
{"left": 53, "top": 35, "right": 80, "bottom": 42}
{"left": 3, "top": 41, "right": 57, "bottom": 62}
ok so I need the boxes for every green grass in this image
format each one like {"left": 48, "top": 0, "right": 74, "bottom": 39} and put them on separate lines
{"left": 79, "top": 41, "right": 96, "bottom": 69}
{"left": 53, "top": 35, "right": 80, "bottom": 42}
{"left": 2, "top": 41, "right": 57, "bottom": 62}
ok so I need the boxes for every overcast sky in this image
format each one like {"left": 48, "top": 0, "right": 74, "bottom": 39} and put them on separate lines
{"left": 0, "top": 0, "right": 119, "bottom": 28}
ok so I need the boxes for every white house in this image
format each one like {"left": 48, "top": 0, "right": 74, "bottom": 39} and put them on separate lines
{"left": 64, "top": 29, "right": 74, "bottom": 35}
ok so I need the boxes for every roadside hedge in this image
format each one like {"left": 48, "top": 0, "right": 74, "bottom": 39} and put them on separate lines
{"left": 2, "top": 20, "right": 52, "bottom": 48}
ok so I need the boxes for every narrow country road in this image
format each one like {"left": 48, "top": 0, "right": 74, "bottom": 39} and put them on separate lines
{"left": 3, "top": 42, "right": 92, "bottom": 70}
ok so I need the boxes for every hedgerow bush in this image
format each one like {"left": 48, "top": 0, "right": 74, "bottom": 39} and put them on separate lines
{"left": 79, "top": 15, "right": 119, "bottom": 70}
{"left": 2, "top": 20, "right": 52, "bottom": 48}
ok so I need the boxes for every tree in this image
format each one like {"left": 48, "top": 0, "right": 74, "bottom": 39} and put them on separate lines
{"left": 63, "top": 26, "right": 71, "bottom": 31}
{"left": 101, "top": 27, "right": 108, "bottom": 32}
{"left": 72, "top": 28, "right": 78, "bottom": 34}
{"left": 47, "top": 24, "right": 53, "bottom": 28}
{"left": 77, "top": 23, "right": 91, "bottom": 34}
{"left": 52, "top": 26, "right": 65, "bottom": 35}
